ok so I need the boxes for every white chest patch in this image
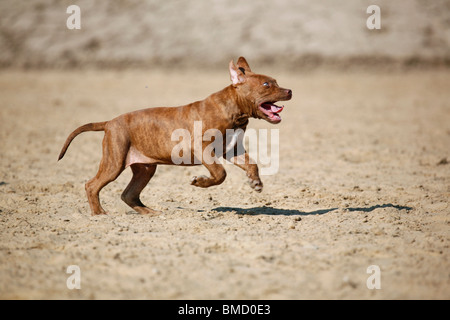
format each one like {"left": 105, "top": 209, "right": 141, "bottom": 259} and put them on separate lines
{"left": 125, "top": 146, "right": 158, "bottom": 167}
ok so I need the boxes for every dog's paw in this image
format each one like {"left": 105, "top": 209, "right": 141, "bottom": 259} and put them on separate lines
{"left": 248, "top": 178, "right": 263, "bottom": 192}
{"left": 191, "top": 175, "right": 208, "bottom": 187}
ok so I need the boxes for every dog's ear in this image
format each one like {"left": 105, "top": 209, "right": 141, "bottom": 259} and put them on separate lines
{"left": 236, "top": 57, "right": 252, "bottom": 74}
{"left": 229, "top": 60, "right": 246, "bottom": 86}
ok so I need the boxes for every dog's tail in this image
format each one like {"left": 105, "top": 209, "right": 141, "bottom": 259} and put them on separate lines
{"left": 58, "top": 122, "right": 107, "bottom": 161}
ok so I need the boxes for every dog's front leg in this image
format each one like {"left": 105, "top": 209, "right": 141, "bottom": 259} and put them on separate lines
{"left": 224, "top": 137, "right": 261, "bottom": 192}
{"left": 229, "top": 151, "right": 263, "bottom": 192}
{"left": 225, "top": 131, "right": 263, "bottom": 192}
{"left": 191, "top": 162, "right": 227, "bottom": 188}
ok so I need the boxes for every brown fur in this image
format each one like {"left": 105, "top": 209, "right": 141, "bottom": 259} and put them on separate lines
{"left": 58, "top": 57, "right": 292, "bottom": 215}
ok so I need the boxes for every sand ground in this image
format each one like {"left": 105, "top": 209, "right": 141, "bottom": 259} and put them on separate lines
{"left": 0, "top": 68, "right": 449, "bottom": 299}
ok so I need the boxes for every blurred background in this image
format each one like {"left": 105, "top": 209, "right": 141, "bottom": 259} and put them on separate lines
{"left": 1, "top": 0, "right": 449, "bottom": 70}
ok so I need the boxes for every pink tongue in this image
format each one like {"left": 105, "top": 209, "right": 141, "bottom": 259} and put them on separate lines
{"left": 270, "top": 104, "right": 282, "bottom": 113}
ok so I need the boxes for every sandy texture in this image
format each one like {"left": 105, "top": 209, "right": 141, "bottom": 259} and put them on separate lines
{"left": 0, "top": 68, "right": 449, "bottom": 299}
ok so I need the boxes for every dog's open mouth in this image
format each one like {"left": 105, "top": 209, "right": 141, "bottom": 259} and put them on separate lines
{"left": 259, "top": 102, "right": 284, "bottom": 123}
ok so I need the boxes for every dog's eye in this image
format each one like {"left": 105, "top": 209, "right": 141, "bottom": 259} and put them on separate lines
{"left": 263, "top": 82, "right": 270, "bottom": 87}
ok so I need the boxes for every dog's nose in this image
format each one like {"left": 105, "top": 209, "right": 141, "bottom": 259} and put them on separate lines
{"left": 286, "top": 89, "right": 292, "bottom": 97}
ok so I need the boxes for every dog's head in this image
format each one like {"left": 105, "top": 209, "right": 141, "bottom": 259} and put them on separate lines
{"left": 229, "top": 57, "right": 292, "bottom": 124}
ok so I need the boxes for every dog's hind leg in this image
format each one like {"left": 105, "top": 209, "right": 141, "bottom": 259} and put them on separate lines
{"left": 85, "top": 129, "right": 127, "bottom": 215}
{"left": 121, "top": 164, "right": 159, "bottom": 215}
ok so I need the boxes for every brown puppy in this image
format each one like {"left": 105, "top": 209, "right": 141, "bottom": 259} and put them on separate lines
{"left": 58, "top": 57, "right": 292, "bottom": 215}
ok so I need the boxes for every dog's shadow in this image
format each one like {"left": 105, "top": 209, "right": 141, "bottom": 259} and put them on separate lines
{"left": 213, "top": 203, "right": 412, "bottom": 216}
